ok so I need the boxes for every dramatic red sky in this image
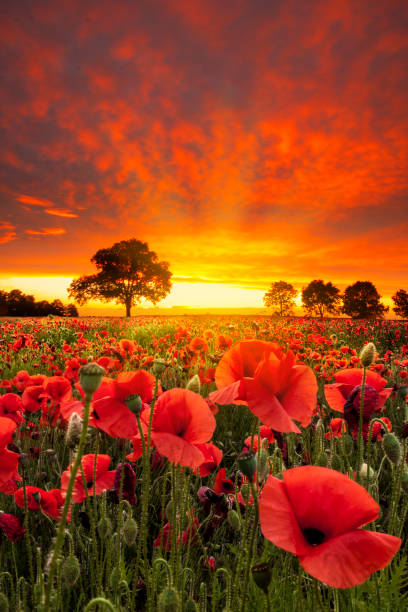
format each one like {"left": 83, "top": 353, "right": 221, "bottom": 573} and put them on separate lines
{"left": 0, "top": 0, "right": 407, "bottom": 313}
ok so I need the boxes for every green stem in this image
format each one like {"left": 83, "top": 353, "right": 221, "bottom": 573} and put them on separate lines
{"left": 239, "top": 479, "right": 259, "bottom": 612}
{"left": 356, "top": 367, "right": 367, "bottom": 484}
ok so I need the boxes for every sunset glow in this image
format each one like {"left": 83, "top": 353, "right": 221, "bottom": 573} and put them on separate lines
{"left": 0, "top": 1, "right": 407, "bottom": 314}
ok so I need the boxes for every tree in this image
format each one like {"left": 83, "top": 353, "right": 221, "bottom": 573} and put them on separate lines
{"left": 263, "top": 281, "right": 297, "bottom": 317}
{"left": 302, "top": 280, "right": 341, "bottom": 318}
{"left": 342, "top": 281, "right": 388, "bottom": 319}
{"left": 64, "top": 304, "right": 79, "bottom": 317}
{"left": 68, "top": 239, "right": 172, "bottom": 317}
{"left": 392, "top": 289, "right": 408, "bottom": 319}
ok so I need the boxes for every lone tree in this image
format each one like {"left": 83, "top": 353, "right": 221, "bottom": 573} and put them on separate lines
{"left": 302, "top": 279, "right": 341, "bottom": 318}
{"left": 68, "top": 239, "right": 172, "bottom": 317}
{"left": 392, "top": 289, "right": 408, "bottom": 319}
{"left": 342, "top": 281, "right": 388, "bottom": 319}
{"left": 263, "top": 281, "right": 297, "bottom": 317}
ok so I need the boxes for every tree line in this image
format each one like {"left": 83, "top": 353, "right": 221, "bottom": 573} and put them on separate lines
{"left": 0, "top": 289, "right": 78, "bottom": 317}
{"left": 263, "top": 280, "right": 408, "bottom": 319}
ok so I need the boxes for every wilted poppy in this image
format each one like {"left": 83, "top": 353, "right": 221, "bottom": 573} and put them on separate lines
{"left": 210, "top": 340, "right": 317, "bottom": 433}
{"left": 61, "top": 454, "right": 115, "bottom": 503}
{"left": 150, "top": 388, "right": 216, "bottom": 469}
{"left": 0, "top": 512, "right": 26, "bottom": 541}
{"left": 259, "top": 466, "right": 401, "bottom": 588}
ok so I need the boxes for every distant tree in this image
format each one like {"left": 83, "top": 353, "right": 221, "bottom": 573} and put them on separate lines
{"left": 342, "top": 281, "right": 388, "bottom": 319}
{"left": 392, "top": 289, "right": 408, "bottom": 319}
{"left": 50, "top": 299, "right": 65, "bottom": 316}
{"left": 64, "top": 303, "right": 79, "bottom": 317}
{"left": 0, "top": 291, "right": 8, "bottom": 316}
{"left": 302, "top": 280, "right": 341, "bottom": 318}
{"left": 35, "top": 300, "right": 54, "bottom": 316}
{"left": 263, "top": 281, "right": 297, "bottom": 317}
{"left": 68, "top": 239, "right": 172, "bottom": 317}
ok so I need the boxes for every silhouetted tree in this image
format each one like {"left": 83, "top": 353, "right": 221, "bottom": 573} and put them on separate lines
{"left": 68, "top": 239, "right": 172, "bottom": 317}
{"left": 302, "top": 280, "right": 341, "bottom": 317}
{"left": 263, "top": 281, "right": 297, "bottom": 317}
{"left": 392, "top": 289, "right": 408, "bottom": 319}
{"left": 50, "top": 299, "right": 65, "bottom": 316}
{"left": 342, "top": 281, "right": 388, "bottom": 319}
{"left": 64, "top": 303, "right": 79, "bottom": 317}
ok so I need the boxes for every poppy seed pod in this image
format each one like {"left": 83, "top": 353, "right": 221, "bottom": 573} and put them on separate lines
{"left": 383, "top": 433, "right": 401, "bottom": 465}
{"left": 238, "top": 449, "right": 257, "bottom": 480}
{"left": 78, "top": 362, "right": 105, "bottom": 395}
{"left": 158, "top": 586, "right": 180, "bottom": 612}
{"left": 61, "top": 555, "right": 80, "bottom": 587}
{"left": 251, "top": 562, "right": 272, "bottom": 593}
{"left": 359, "top": 343, "right": 376, "bottom": 367}
{"left": 186, "top": 374, "right": 201, "bottom": 395}
{"left": 125, "top": 394, "right": 142, "bottom": 415}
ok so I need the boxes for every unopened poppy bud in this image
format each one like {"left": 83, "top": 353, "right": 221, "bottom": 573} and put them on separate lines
{"left": 383, "top": 433, "right": 401, "bottom": 465}
{"left": 359, "top": 342, "right": 376, "bottom": 367}
{"left": 184, "top": 599, "right": 198, "bottom": 612}
{"left": 122, "top": 517, "right": 138, "bottom": 546}
{"left": 359, "top": 463, "right": 375, "bottom": 482}
{"left": 65, "top": 413, "right": 83, "bottom": 448}
{"left": 207, "top": 556, "right": 216, "bottom": 572}
{"left": 97, "top": 516, "right": 112, "bottom": 539}
{"left": 316, "top": 451, "right": 328, "bottom": 467}
{"left": 79, "top": 362, "right": 105, "bottom": 395}
{"left": 240, "top": 483, "right": 250, "bottom": 504}
{"left": 342, "top": 434, "right": 354, "bottom": 456}
{"left": 251, "top": 562, "right": 272, "bottom": 593}
{"left": 61, "top": 555, "right": 80, "bottom": 587}
{"left": 32, "top": 491, "right": 41, "bottom": 504}
{"left": 110, "top": 566, "right": 122, "bottom": 590}
{"left": 153, "top": 358, "right": 168, "bottom": 377}
{"left": 125, "top": 394, "right": 142, "bottom": 415}
{"left": 331, "top": 454, "right": 342, "bottom": 472}
{"left": 257, "top": 448, "right": 270, "bottom": 482}
{"left": 166, "top": 499, "right": 174, "bottom": 520}
{"left": 158, "top": 586, "right": 180, "bottom": 612}
{"left": 186, "top": 374, "right": 201, "bottom": 394}
{"left": 238, "top": 449, "right": 257, "bottom": 480}
{"left": 0, "top": 593, "right": 8, "bottom": 611}
{"left": 227, "top": 509, "right": 241, "bottom": 531}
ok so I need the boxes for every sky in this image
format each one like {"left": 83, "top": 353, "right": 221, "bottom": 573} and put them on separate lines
{"left": 0, "top": 0, "right": 407, "bottom": 314}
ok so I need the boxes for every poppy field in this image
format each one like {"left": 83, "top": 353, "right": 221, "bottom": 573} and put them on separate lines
{"left": 0, "top": 315, "right": 407, "bottom": 611}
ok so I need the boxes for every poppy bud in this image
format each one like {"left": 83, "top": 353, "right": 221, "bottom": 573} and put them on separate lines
{"left": 251, "top": 562, "right": 272, "bottom": 593}
{"left": 158, "top": 586, "right": 180, "bottom": 612}
{"left": 359, "top": 463, "right": 375, "bottom": 482}
{"left": 331, "top": 455, "right": 342, "bottom": 472}
{"left": 359, "top": 342, "right": 376, "bottom": 367}
{"left": 153, "top": 359, "right": 168, "bottom": 377}
{"left": 65, "top": 413, "right": 83, "bottom": 448}
{"left": 238, "top": 449, "right": 257, "bottom": 480}
{"left": 61, "top": 555, "right": 80, "bottom": 587}
{"left": 0, "top": 593, "right": 9, "bottom": 611}
{"left": 316, "top": 452, "right": 328, "bottom": 467}
{"left": 110, "top": 566, "right": 122, "bottom": 590}
{"left": 207, "top": 556, "right": 216, "bottom": 572}
{"left": 227, "top": 509, "right": 241, "bottom": 531}
{"left": 240, "top": 484, "right": 250, "bottom": 504}
{"left": 122, "top": 517, "right": 138, "bottom": 546}
{"left": 97, "top": 516, "right": 112, "bottom": 539}
{"left": 78, "top": 362, "right": 105, "bottom": 395}
{"left": 186, "top": 374, "right": 201, "bottom": 394}
{"left": 257, "top": 448, "right": 270, "bottom": 482}
{"left": 383, "top": 433, "right": 401, "bottom": 465}
{"left": 32, "top": 491, "right": 41, "bottom": 504}
{"left": 342, "top": 434, "right": 354, "bottom": 456}
{"left": 184, "top": 599, "right": 198, "bottom": 612}
{"left": 125, "top": 394, "right": 142, "bottom": 415}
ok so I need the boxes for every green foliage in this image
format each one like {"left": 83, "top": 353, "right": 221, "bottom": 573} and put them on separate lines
{"left": 343, "top": 281, "right": 388, "bottom": 319}
{"left": 392, "top": 289, "right": 408, "bottom": 319}
{"left": 302, "top": 279, "right": 341, "bottom": 317}
{"left": 263, "top": 281, "right": 297, "bottom": 317}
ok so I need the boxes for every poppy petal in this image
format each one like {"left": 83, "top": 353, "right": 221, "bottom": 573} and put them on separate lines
{"left": 334, "top": 369, "right": 387, "bottom": 392}
{"left": 278, "top": 365, "right": 317, "bottom": 426}
{"left": 324, "top": 383, "right": 348, "bottom": 413}
{"left": 244, "top": 379, "right": 301, "bottom": 433}
{"left": 208, "top": 381, "right": 243, "bottom": 407}
{"left": 151, "top": 432, "right": 205, "bottom": 468}
{"left": 259, "top": 474, "right": 308, "bottom": 555}
{"left": 215, "top": 340, "right": 271, "bottom": 388}
{"left": 299, "top": 530, "right": 401, "bottom": 588}
{"left": 283, "top": 466, "right": 379, "bottom": 538}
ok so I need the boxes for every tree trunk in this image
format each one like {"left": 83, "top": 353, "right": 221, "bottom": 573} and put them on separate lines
{"left": 125, "top": 301, "right": 131, "bottom": 317}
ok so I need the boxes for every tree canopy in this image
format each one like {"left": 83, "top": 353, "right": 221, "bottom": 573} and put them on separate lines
{"left": 0, "top": 289, "right": 77, "bottom": 317}
{"left": 392, "top": 289, "right": 408, "bottom": 319}
{"left": 342, "top": 281, "right": 388, "bottom": 319}
{"left": 302, "top": 280, "right": 341, "bottom": 317}
{"left": 263, "top": 281, "right": 297, "bottom": 317}
{"left": 68, "top": 239, "right": 172, "bottom": 317}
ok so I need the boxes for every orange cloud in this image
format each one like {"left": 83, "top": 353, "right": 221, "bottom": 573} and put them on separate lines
{"left": 44, "top": 208, "right": 78, "bottom": 218}
{"left": 16, "top": 195, "right": 55, "bottom": 207}
{"left": 25, "top": 228, "right": 66, "bottom": 236}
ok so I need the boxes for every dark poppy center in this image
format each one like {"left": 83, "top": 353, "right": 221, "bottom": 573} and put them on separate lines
{"left": 86, "top": 480, "right": 94, "bottom": 489}
{"left": 303, "top": 527, "right": 325, "bottom": 546}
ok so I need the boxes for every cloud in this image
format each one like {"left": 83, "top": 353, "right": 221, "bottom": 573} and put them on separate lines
{"left": 16, "top": 195, "right": 55, "bottom": 207}
{"left": 25, "top": 228, "right": 66, "bottom": 236}
{"left": 44, "top": 208, "right": 78, "bottom": 218}
{"left": 0, "top": 221, "right": 17, "bottom": 243}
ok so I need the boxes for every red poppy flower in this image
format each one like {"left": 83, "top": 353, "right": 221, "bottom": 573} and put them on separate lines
{"left": 259, "top": 466, "right": 401, "bottom": 588}
{"left": 195, "top": 443, "right": 223, "bottom": 477}
{"left": 150, "top": 388, "right": 216, "bottom": 469}
{"left": 213, "top": 468, "right": 235, "bottom": 495}
{"left": 324, "top": 418, "right": 346, "bottom": 440}
{"left": 0, "top": 512, "right": 26, "bottom": 541}
{"left": 0, "top": 393, "right": 24, "bottom": 424}
{"left": 324, "top": 369, "right": 391, "bottom": 415}
{"left": 0, "top": 471, "right": 22, "bottom": 495}
{"left": 14, "top": 486, "right": 65, "bottom": 520}
{"left": 61, "top": 454, "right": 115, "bottom": 503}
{"left": 22, "top": 384, "right": 46, "bottom": 413}
{"left": 210, "top": 341, "right": 317, "bottom": 433}
{"left": 244, "top": 425, "right": 275, "bottom": 451}
{"left": 0, "top": 418, "right": 20, "bottom": 489}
